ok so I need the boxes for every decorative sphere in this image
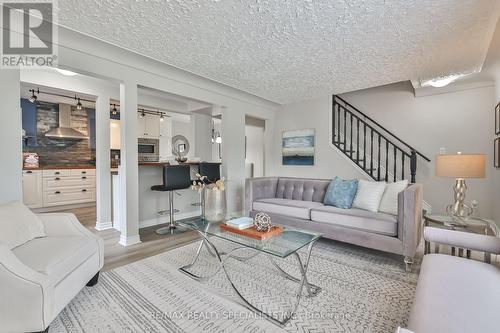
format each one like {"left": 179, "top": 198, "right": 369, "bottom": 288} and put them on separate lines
{"left": 254, "top": 212, "right": 272, "bottom": 232}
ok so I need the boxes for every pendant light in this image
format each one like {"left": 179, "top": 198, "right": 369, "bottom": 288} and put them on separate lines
{"left": 75, "top": 95, "right": 83, "bottom": 110}
{"left": 111, "top": 104, "right": 118, "bottom": 115}
{"left": 140, "top": 109, "right": 146, "bottom": 118}
{"left": 160, "top": 113, "right": 165, "bottom": 122}
{"left": 28, "top": 88, "right": 39, "bottom": 103}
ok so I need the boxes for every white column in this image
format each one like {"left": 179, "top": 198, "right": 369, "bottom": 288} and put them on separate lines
{"left": 193, "top": 113, "right": 213, "bottom": 161}
{"left": 95, "top": 94, "right": 113, "bottom": 230}
{"left": 118, "top": 81, "right": 141, "bottom": 246}
{"left": 221, "top": 106, "right": 246, "bottom": 214}
{"left": 0, "top": 69, "right": 22, "bottom": 205}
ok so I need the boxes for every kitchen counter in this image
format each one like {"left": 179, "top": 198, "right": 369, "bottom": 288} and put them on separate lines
{"left": 139, "top": 161, "right": 220, "bottom": 167}
{"left": 23, "top": 165, "right": 96, "bottom": 170}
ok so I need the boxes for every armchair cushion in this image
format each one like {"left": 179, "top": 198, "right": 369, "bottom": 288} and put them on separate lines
{"left": 12, "top": 236, "right": 98, "bottom": 285}
{"left": 0, "top": 201, "right": 45, "bottom": 249}
{"left": 408, "top": 254, "right": 500, "bottom": 333}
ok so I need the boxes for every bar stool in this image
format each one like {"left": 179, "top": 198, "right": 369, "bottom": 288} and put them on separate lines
{"left": 192, "top": 162, "right": 221, "bottom": 216}
{"left": 152, "top": 165, "right": 191, "bottom": 235}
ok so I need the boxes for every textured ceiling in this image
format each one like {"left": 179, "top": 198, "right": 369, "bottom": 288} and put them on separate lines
{"left": 57, "top": 0, "right": 499, "bottom": 104}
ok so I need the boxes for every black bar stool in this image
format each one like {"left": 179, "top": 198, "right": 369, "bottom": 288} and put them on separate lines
{"left": 152, "top": 165, "right": 191, "bottom": 235}
{"left": 192, "top": 162, "right": 221, "bottom": 216}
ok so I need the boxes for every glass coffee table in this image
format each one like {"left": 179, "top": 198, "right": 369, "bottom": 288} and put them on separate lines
{"left": 178, "top": 217, "right": 322, "bottom": 326}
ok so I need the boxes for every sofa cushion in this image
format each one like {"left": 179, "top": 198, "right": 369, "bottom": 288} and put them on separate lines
{"left": 12, "top": 236, "right": 98, "bottom": 285}
{"left": 323, "top": 177, "right": 359, "bottom": 209}
{"left": 379, "top": 180, "right": 408, "bottom": 215}
{"left": 310, "top": 205, "right": 397, "bottom": 236}
{"left": 275, "top": 178, "right": 330, "bottom": 202}
{"left": 253, "top": 198, "right": 324, "bottom": 219}
{"left": 0, "top": 201, "right": 46, "bottom": 249}
{"left": 352, "top": 180, "right": 387, "bottom": 212}
{"left": 408, "top": 254, "right": 500, "bottom": 333}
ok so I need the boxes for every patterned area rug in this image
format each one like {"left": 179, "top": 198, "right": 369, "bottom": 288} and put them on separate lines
{"left": 50, "top": 239, "right": 419, "bottom": 333}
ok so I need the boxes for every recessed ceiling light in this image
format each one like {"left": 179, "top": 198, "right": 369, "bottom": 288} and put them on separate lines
{"left": 420, "top": 74, "right": 468, "bottom": 88}
{"left": 55, "top": 68, "right": 78, "bottom": 76}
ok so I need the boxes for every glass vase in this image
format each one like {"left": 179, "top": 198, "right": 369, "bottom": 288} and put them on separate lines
{"left": 203, "top": 188, "right": 227, "bottom": 222}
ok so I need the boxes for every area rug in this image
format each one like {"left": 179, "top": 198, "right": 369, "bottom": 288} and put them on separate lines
{"left": 50, "top": 239, "right": 419, "bottom": 333}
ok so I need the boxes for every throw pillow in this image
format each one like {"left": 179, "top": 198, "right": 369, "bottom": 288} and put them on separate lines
{"left": 352, "top": 179, "right": 387, "bottom": 212}
{"left": 379, "top": 180, "right": 409, "bottom": 215}
{"left": 323, "top": 177, "right": 359, "bottom": 209}
{"left": 0, "top": 201, "right": 46, "bottom": 249}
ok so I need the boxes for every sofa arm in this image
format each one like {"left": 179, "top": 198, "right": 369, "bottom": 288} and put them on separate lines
{"left": 0, "top": 242, "right": 53, "bottom": 332}
{"left": 38, "top": 213, "right": 95, "bottom": 237}
{"left": 399, "top": 183, "right": 423, "bottom": 259}
{"left": 424, "top": 226, "right": 500, "bottom": 254}
{"left": 38, "top": 213, "right": 104, "bottom": 269}
{"left": 245, "top": 177, "right": 278, "bottom": 215}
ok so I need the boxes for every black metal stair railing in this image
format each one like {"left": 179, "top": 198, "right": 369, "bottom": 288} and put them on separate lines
{"left": 332, "top": 95, "right": 430, "bottom": 183}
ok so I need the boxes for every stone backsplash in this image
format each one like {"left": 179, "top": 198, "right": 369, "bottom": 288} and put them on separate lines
{"left": 24, "top": 101, "right": 95, "bottom": 166}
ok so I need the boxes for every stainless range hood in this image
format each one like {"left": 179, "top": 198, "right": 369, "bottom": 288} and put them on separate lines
{"left": 45, "top": 104, "right": 88, "bottom": 140}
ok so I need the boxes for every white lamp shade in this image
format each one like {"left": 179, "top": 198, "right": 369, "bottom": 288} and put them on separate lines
{"left": 435, "top": 154, "right": 486, "bottom": 178}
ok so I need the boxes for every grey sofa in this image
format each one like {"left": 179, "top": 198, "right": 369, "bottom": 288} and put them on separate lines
{"left": 405, "top": 226, "right": 500, "bottom": 332}
{"left": 245, "top": 177, "right": 423, "bottom": 270}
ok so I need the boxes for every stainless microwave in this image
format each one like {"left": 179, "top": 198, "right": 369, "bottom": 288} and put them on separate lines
{"left": 138, "top": 138, "right": 159, "bottom": 162}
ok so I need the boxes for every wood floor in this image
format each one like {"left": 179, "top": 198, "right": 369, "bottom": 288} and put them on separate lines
{"left": 58, "top": 206, "right": 200, "bottom": 271}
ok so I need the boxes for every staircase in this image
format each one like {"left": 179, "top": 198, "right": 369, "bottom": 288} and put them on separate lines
{"left": 331, "top": 95, "right": 430, "bottom": 183}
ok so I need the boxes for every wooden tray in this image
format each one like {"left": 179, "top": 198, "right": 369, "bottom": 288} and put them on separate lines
{"left": 220, "top": 224, "right": 283, "bottom": 240}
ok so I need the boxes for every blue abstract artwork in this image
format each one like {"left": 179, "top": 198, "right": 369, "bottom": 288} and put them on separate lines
{"left": 282, "top": 129, "right": 315, "bottom": 165}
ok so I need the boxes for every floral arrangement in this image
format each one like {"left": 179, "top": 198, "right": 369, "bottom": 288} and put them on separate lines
{"left": 191, "top": 173, "right": 225, "bottom": 192}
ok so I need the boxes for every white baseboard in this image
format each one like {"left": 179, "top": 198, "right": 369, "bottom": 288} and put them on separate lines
{"left": 139, "top": 210, "right": 201, "bottom": 229}
{"left": 95, "top": 221, "right": 113, "bottom": 231}
{"left": 119, "top": 234, "right": 141, "bottom": 247}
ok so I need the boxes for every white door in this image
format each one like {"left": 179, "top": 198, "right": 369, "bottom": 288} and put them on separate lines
{"left": 22, "top": 170, "right": 43, "bottom": 208}
{"left": 145, "top": 114, "right": 160, "bottom": 138}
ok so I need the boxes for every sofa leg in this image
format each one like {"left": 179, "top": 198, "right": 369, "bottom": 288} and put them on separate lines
{"left": 86, "top": 272, "right": 100, "bottom": 287}
{"left": 404, "top": 257, "right": 414, "bottom": 272}
{"left": 34, "top": 326, "right": 49, "bottom": 333}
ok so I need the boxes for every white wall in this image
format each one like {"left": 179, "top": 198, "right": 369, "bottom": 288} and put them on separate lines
{"left": 270, "top": 96, "right": 370, "bottom": 181}
{"left": 270, "top": 82, "right": 496, "bottom": 218}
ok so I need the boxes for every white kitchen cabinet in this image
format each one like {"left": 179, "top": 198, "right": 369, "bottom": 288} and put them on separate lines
{"left": 145, "top": 114, "right": 160, "bottom": 138}
{"left": 159, "top": 117, "right": 173, "bottom": 160}
{"left": 137, "top": 113, "right": 160, "bottom": 138}
{"left": 137, "top": 113, "right": 146, "bottom": 137}
{"left": 110, "top": 119, "right": 121, "bottom": 150}
{"left": 42, "top": 169, "right": 96, "bottom": 207}
{"left": 22, "top": 170, "right": 43, "bottom": 208}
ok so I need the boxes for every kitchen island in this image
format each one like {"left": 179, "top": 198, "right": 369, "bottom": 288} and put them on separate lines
{"left": 112, "top": 162, "right": 220, "bottom": 231}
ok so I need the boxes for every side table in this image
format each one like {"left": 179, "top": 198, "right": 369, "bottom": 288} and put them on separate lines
{"left": 424, "top": 214, "right": 499, "bottom": 263}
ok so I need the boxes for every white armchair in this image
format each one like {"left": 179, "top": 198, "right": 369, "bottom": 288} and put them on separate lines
{"left": 0, "top": 212, "right": 103, "bottom": 333}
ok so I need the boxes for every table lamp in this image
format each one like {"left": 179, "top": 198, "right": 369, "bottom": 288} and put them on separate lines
{"left": 436, "top": 152, "right": 485, "bottom": 219}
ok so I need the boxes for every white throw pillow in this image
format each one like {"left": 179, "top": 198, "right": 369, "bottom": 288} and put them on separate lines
{"left": 0, "top": 201, "right": 45, "bottom": 249}
{"left": 352, "top": 180, "right": 387, "bottom": 212}
{"left": 379, "top": 180, "right": 409, "bottom": 215}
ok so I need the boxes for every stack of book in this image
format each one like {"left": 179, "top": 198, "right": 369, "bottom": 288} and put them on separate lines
{"left": 225, "top": 217, "right": 254, "bottom": 230}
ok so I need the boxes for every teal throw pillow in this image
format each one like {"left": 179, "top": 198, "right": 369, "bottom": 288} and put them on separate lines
{"left": 323, "top": 177, "right": 359, "bottom": 209}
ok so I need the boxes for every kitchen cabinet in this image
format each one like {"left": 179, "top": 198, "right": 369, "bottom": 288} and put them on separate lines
{"left": 42, "top": 168, "right": 96, "bottom": 207}
{"left": 22, "top": 168, "right": 96, "bottom": 208}
{"left": 110, "top": 119, "right": 121, "bottom": 150}
{"left": 159, "top": 117, "right": 173, "bottom": 160}
{"left": 137, "top": 113, "right": 160, "bottom": 138}
{"left": 22, "top": 170, "right": 43, "bottom": 208}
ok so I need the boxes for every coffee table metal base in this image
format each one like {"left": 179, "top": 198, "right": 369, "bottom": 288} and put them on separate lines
{"left": 179, "top": 229, "right": 321, "bottom": 327}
